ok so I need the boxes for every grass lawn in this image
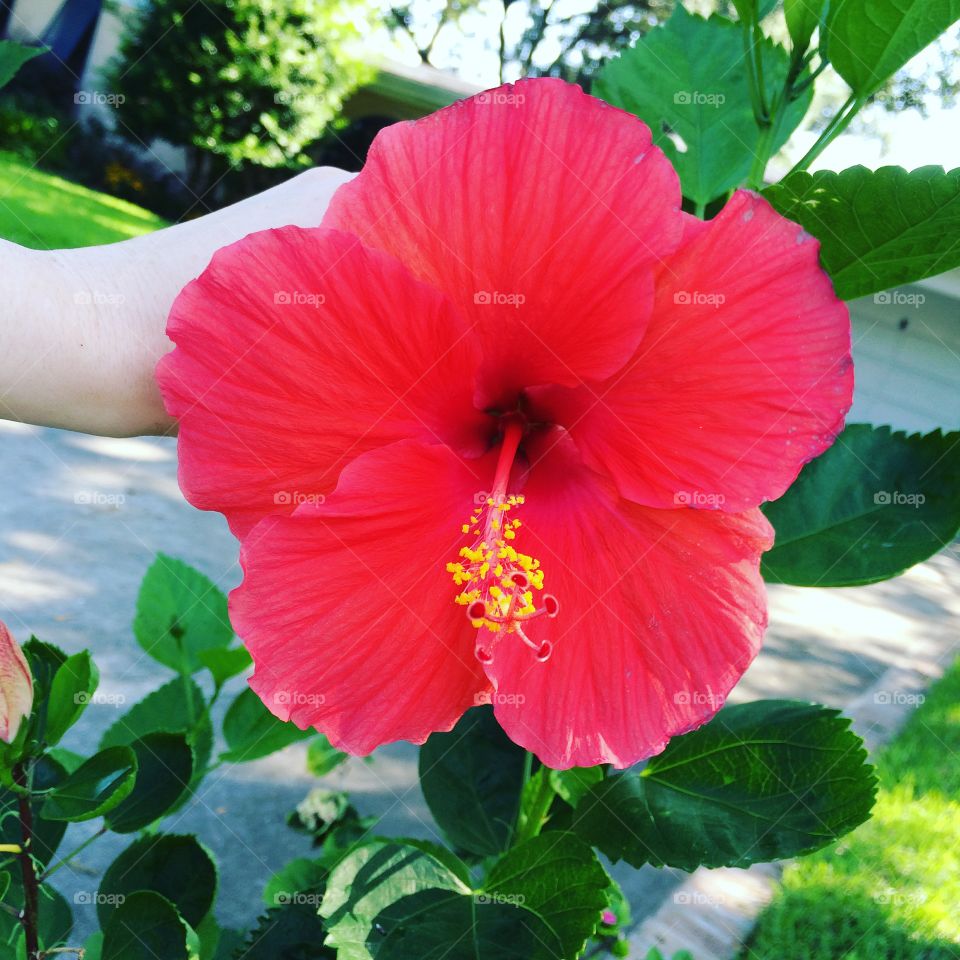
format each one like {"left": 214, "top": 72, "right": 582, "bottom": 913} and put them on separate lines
{"left": 0, "top": 151, "right": 167, "bottom": 249}
{"left": 741, "top": 658, "right": 960, "bottom": 960}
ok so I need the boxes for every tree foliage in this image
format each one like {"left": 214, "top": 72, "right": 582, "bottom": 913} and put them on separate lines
{"left": 105, "top": 0, "right": 372, "bottom": 191}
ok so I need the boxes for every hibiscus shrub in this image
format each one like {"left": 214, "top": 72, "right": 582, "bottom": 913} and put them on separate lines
{"left": 0, "top": 566, "right": 878, "bottom": 957}
{"left": 7, "top": 0, "right": 960, "bottom": 957}
{"left": 0, "top": 562, "right": 367, "bottom": 958}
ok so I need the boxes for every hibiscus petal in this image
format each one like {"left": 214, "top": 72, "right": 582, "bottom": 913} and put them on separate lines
{"left": 158, "top": 227, "right": 487, "bottom": 537}
{"left": 323, "top": 78, "right": 683, "bottom": 404}
{"left": 483, "top": 432, "right": 772, "bottom": 769}
{"left": 231, "top": 440, "right": 496, "bottom": 753}
{"left": 534, "top": 190, "right": 853, "bottom": 513}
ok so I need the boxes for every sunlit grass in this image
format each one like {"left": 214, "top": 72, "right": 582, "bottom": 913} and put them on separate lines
{"left": 741, "top": 658, "right": 960, "bottom": 959}
{"left": 0, "top": 151, "right": 167, "bottom": 249}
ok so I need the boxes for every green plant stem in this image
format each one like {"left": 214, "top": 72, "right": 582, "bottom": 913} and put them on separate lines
{"left": 741, "top": 20, "right": 767, "bottom": 124}
{"left": 513, "top": 751, "right": 534, "bottom": 843}
{"left": 790, "top": 93, "right": 863, "bottom": 173}
{"left": 13, "top": 762, "right": 39, "bottom": 960}
{"left": 693, "top": 200, "right": 706, "bottom": 218}
{"left": 752, "top": 21, "right": 768, "bottom": 117}
{"left": 191, "top": 679, "right": 222, "bottom": 742}
{"left": 515, "top": 768, "right": 555, "bottom": 844}
{"left": 747, "top": 119, "right": 777, "bottom": 188}
{"left": 792, "top": 57, "right": 828, "bottom": 95}
{"left": 39, "top": 825, "right": 107, "bottom": 882}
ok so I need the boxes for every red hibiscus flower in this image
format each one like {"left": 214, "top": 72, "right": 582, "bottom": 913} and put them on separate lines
{"left": 157, "top": 79, "right": 852, "bottom": 769}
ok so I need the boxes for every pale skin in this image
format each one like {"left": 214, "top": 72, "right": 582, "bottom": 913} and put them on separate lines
{"left": 0, "top": 166, "right": 353, "bottom": 437}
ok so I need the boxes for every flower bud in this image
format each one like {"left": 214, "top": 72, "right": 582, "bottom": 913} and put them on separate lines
{"left": 0, "top": 620, "right": 33, "bottom": 743}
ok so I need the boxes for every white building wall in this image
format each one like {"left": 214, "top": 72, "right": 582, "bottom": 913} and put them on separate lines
{"left": 847, "top": 271, "right": 960, "bottom": 432}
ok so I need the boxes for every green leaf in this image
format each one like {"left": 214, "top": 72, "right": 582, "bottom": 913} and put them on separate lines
{"left": 826, "top": 0, "right": 960, "bottom": 97}
{"left": 0, "top": 41, "right": 44, "bottom": 89}
{"left": 210, "top": 925, "right": 245, "bottom": 960}
{"left": 263, "top": 857, "right": 327, "bottom": 910}
{"left": 785, "top": 0, "right": 827, "bottom": 52}
{"left": 37, "top": 885, "right": 74, "bottom": 951}
{"left": 47, "top": 747, "right": 85, "bottom": 774}
{"left": 595, "top": 5, "right": 812, "bottom": 205}
{"left": 418, "top": 706, "right": 527, "bottom": 857}
{"left": 194, "top": 913, "right": 233, "bottom": 960}
{"left": 101, "top": 891, "right": 191, "bottom": 960}
{"left": 549, "top": 766, "right": 604, "bottom": 809}
{"left": 197, "top": 646, "right": 251, "bottom": 686}
{"left": 322, "top": 834, "right": 608, "bottom": 960}
{"left": 306, "top": 734, "right": 349, "bottom": 777}
{"left": 98, "top": 834, "right": 217, "bottom": 929}
{"left": 763, "top": 166, "right": 960, "bottom": 299}
{"left": 287, "top": 787, "right": 375, "bottom": 852}
{"left": 83, "top": 932, "right": 104, "bottom": 960}
{"left": 235, "top": 904, "right": 332, "bottom": 959}
{"left": 761, "top": 424, "right": 960, "bottom": 586}
{"left": 21, "top": 638, "right": 67, "bottom": 743}
{"left": 0, "top": 754, "right": 68, "bottom": 868}
{"left": 573, "top": 700, "right": 877, "bottom": 870}
{"left": 40, "top": 746, "right": 137, "bottom": 822}
{"left": 104, "top": 732, "right": 195, "bottom": 833}
{"left": 731, "top": 0, "right": 780, "bottom": 21}
{"left": 482, "top": 833, "right": 611, "bottom": 959}
{"left": 321, "top": 839, "right": 471, "bottom": 958}
{"left": 220, "top": 688, "right": 311, "bottom": 763}
{"left": 0, "top": 874, "right": 73, "bottom": 952}
{"left": 44, "top": 651, "right": 99, "bottom": 746}
{"left": 134, "top": 553, "right": 233, "bottom": 673}
{"left": 100, "top": 676, "right": 213, "bottom": 781}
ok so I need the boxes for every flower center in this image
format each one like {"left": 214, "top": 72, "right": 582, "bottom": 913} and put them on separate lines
{"left": 446, "top": 416, "right": 559, "bottom": 664}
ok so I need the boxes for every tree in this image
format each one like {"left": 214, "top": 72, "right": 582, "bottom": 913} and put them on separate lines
{"left": 105, "top": 0, "right": 373, "bottom": 196}
{"left": 386, "top": 0, "right": 673, "bottom": 84}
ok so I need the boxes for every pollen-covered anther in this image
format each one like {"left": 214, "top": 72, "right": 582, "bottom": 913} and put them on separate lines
{"left": 448, "top": 492, "right": 557, "bottom": 663}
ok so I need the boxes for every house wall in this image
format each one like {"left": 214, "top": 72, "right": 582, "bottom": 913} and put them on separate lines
{"left": 847, "top": 272, "right": 960, "bottom": 432}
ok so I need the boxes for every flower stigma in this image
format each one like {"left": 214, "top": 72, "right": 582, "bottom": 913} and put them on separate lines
{"left": 446, "top": 416, "right": 559, "bottom": 664}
